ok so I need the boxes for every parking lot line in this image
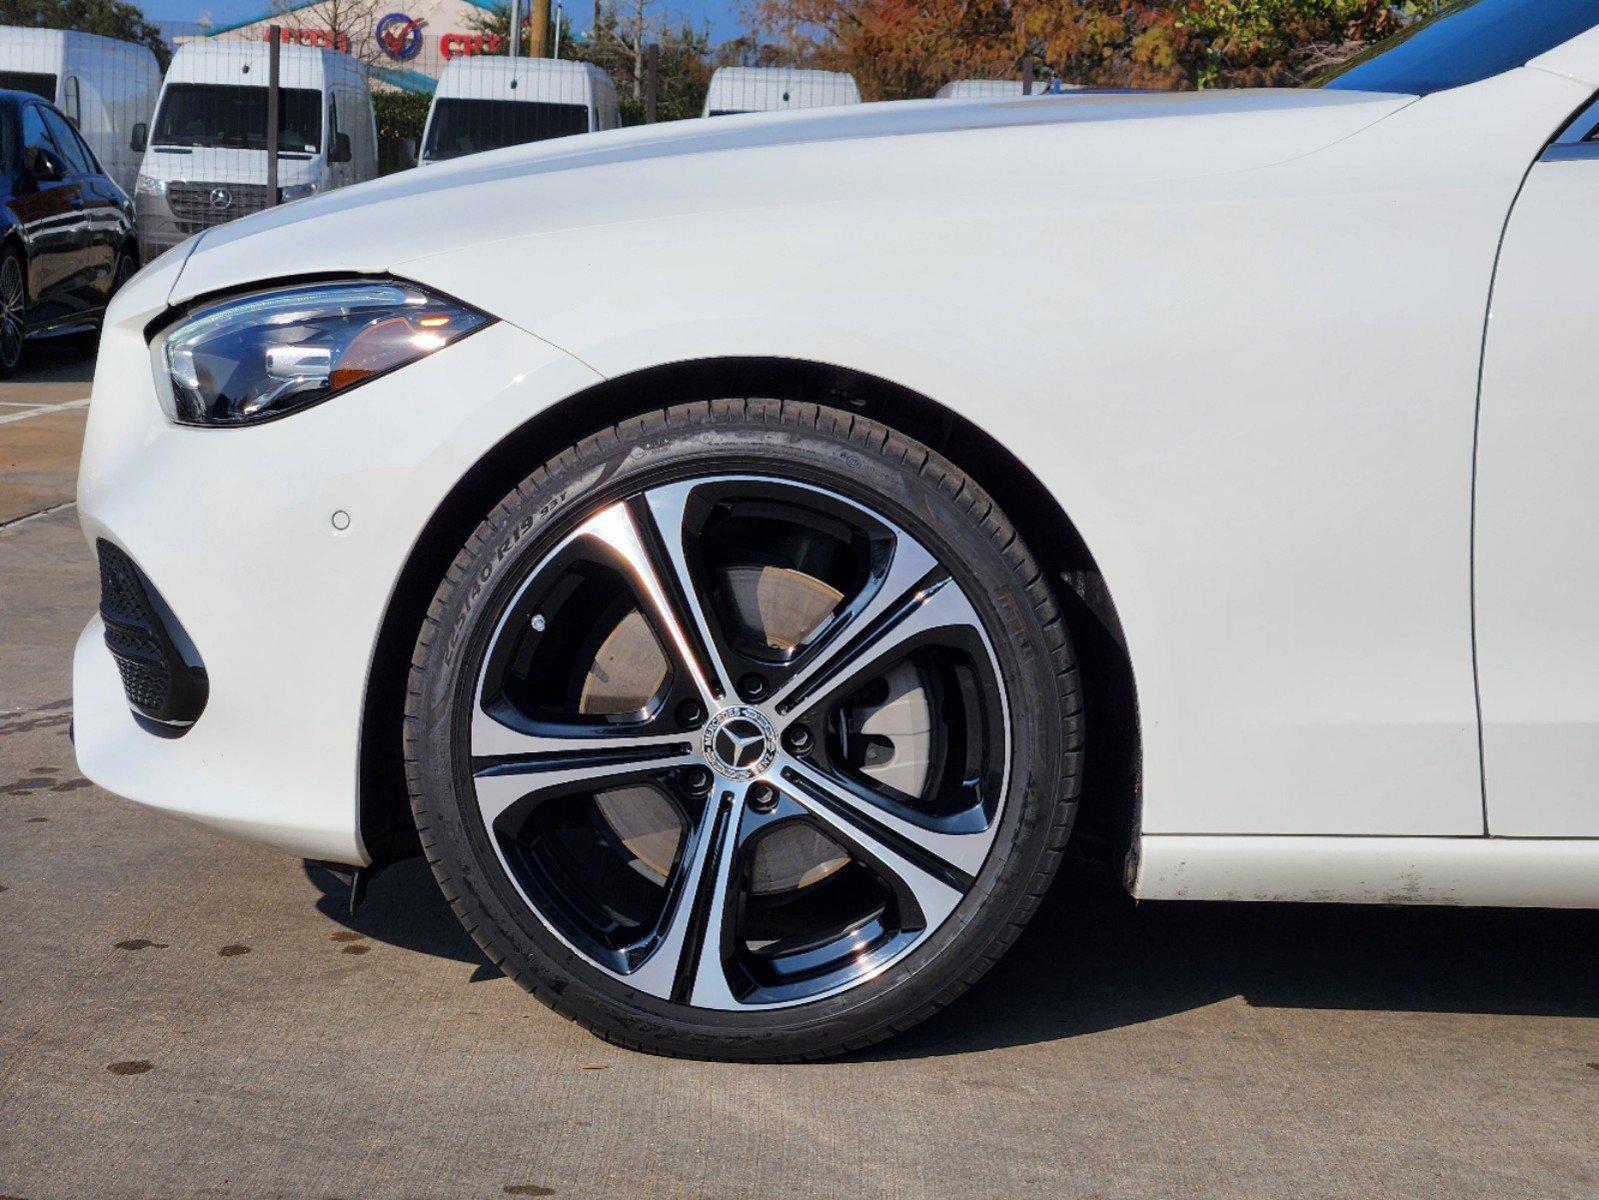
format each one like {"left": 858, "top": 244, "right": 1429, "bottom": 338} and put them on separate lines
{"left": 0, "top": 398, "right": 90, "bottom": 426}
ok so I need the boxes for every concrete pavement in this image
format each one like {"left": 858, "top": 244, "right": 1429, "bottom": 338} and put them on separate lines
{"left": 1, "top": 345, "right": 1596, "bottom": 1200}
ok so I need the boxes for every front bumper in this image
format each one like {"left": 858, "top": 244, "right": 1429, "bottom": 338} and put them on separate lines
{"left": 73, "top": 284, "right": 602, "bottom": 863}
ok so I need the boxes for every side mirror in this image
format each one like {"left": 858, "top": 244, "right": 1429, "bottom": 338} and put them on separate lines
{"left": 130, "top": 122, "right": 147, "bottom": 153}
{"left": 330, "top": 131, "right": 352, "bottom": 164}
{"left": 30, "top": 146, "right": 65, "bottom": 182}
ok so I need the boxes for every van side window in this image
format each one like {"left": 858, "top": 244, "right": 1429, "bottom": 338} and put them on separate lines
{"left": 63, "top": 76, "right": 80, "bottom": 127}
{"left": 328, "top": 95, "right": 339, "bottom": 144}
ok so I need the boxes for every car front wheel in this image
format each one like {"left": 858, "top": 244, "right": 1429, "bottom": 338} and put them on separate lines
{"left": 404, "top": 400, "right": 1083, "bottom": 1059}
{"left": 0, "top": 247, "right": 25, "bottom": 379}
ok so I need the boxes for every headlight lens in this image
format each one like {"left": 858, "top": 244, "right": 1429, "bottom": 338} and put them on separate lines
{"left": 152, "top": 280, "right": 492, "bottom": 426}
{"left": 134, "top": 175, "right": 166, "bottom": 197}
{"left": 277, "top": 182, "right": 319, "bottom": 203}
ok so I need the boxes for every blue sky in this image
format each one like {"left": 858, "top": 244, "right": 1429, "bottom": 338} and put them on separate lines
{"left": 139, "top": 0, "right": 752, "bottom": 41}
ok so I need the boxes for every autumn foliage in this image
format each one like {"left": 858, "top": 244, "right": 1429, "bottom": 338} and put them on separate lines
{"left": 747, "top": 0, "right": 1444, "bottom": 99}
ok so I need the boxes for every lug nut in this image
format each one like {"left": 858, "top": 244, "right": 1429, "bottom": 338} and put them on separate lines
{"left": 675, "top": 700, "right": 705, "bottom": 728}
{"left": 783, "top": 725, "right": 813, "bottom": 755}
{"left": 747, "top": 783, "right": 778, "bottom": 814}
{"left": 683, "top": 766, "right": 713, "bottom": 795}
{"left": 739, "top": 673, "right": 767, "bottom": 701}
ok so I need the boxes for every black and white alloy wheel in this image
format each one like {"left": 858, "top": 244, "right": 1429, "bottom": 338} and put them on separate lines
{"left": 406, "top": 401, "right": 1083, "bottom": 1059}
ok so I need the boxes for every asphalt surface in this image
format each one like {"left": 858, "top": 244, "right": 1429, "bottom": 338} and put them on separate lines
{"left": 2, "top": 344, "right": 1597, "bottom": 1200}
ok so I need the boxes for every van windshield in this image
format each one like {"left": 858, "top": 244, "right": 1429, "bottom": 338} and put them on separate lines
{"left": 423, "top": 98, "right": 588, "bottom": 161}
{"left": 152, "top": 83, "right": 323, "bottom": 154}
{"left": 0, "top": 71, "right": 57, "bottom": 101}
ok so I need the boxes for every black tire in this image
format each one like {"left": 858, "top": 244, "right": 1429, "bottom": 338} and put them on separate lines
{"left": 0, "top": 245, "right": 26, "bottom": 380}
{"left": 403, "top": 400, "right": 1084, "bottom": 1060}
{"left": 111, "top": 247, "right": 136, "bottom": 296}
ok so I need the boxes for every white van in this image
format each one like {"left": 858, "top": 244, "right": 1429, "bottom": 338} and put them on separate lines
{"left": 419, "top": 58, "right": 619, "bottom": 166}
{"left": 934, "top": 79, "right": 1084, "bottom": 99}
{"left": 131, "top": 41, "right": 377, "bottom": 262}
{"left": 0, "top": 26, "right": 160, "bottom": 193}
{"left": 701, "top": 67, "right": 861, "bottom": 118}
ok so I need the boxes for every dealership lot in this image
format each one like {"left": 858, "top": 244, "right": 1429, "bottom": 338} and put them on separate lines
{"left": 2, "top": 348, "right": 1597, "bottom": 1200}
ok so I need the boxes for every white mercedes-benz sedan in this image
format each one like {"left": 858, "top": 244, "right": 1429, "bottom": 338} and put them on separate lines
{"left": 72, "top": 0, "right": 1599, "bottom": 1058}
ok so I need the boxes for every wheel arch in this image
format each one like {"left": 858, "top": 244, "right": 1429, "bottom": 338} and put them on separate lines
{"left": 0, "top": 226, "right": 25, "bottom": 282}
{"left": 356, "top": 358, "right": 1143, "bottom": 882}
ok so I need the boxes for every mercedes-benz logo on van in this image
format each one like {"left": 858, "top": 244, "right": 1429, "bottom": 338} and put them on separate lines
{"left": 208, "top": 188, "right": 233, "bottom": 211}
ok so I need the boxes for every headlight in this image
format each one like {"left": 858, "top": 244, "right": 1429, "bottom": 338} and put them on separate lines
{"left": 278, "top": 182, "right": 319, "bottom": 203}
{"left": 135, "top": 175, "right": 166, "bottom": 197}
{"left": 152, "top": 280, "right": 492, "bottom": 426}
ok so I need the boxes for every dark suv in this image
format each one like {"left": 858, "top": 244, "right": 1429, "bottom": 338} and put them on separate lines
{"left": 0, "top": 88, "right": 137, "bottom": 378}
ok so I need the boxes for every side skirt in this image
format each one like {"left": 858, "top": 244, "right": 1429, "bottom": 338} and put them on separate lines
{"left": 1134, "top": 834, "right": 1599, "bottom": 909}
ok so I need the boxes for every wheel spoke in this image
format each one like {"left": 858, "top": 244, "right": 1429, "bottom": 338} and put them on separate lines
{"left": 576, "top": 501, "right": 732, "bottom": 707}
{"left": 763, "top": 526, "right": 939, "bottom": 714}
{"left": 639, "top": 481, "right": 742, "bottom": 703}
{"left": 775, "top": 754, "right": 971, "bottom": 923}
{"left": 625, "top": 787, "right": 745, "bottom": 1004}
{"left": 769, "top": 568, "right": 985, "bottom": 720}
{"left": 471, "top": 731, "right": 693, "bottom": 827}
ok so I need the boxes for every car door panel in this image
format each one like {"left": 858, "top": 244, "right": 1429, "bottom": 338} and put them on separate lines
{"left": 1476, "top": 109, "right": 1599, "bottom": 837}
{"left": 39, "top": 104, "right": 108, "bottom": 315}
{"left": 11, "top": 103, "right": 86, "bottom": 325}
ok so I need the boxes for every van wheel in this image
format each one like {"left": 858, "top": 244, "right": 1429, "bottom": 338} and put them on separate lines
{"left": 0, "top": 247, "right": 25, "bottom": 379}
{"left": 403, "top": 400, "right": 1085, "bottom": 1059}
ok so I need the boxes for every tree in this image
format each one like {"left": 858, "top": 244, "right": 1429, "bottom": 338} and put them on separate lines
{"left": 746, "top": 0, "right": 1450, "bottom": 99}
{"left": 571, "top": 0, "right": 712, "bottom": 122}
{"left": 0, "top": 0, "right": 170, "bottom": 67}
{"left": 269, "top": 0, "right": 386, "bottom": 70}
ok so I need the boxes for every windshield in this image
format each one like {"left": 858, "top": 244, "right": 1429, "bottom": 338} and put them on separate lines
{"left": 0, "top": 71, "right": 56, "bottom": 102}
{"left": 423, "top": 98, "right": 588, "bottom": 161}
{"left": 1318, "top": 0, "right": 1598, "bottom": 95}
{"left": 152, "top": 83, "right": 322, "bottom": 154}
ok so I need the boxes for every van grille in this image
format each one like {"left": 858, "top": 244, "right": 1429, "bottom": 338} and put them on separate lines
{"left": 167, "top": 182, "right": 274, "bottom": 234}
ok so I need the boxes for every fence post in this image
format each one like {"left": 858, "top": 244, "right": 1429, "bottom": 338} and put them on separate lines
{"left": 531, "top": 0, "right": 552, "bottom": 55}
{"left": 1022, "top": 56, "right": 1033, "bottom": 96}
{"left": 266, "top": 26, "right": 280, "bottom": 206}
{"left": 645, "top": 42, "right": 659, "bottom": 123}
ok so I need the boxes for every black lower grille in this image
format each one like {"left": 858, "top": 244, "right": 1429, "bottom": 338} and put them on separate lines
{"left": 167, "top": 182, "right": 273, "bottom": 235}
{"left": 97, "top": 541, "right": 208, "bottom": 731}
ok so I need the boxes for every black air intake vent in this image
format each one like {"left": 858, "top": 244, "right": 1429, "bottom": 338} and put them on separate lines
{"left": 96, "top": 540, "right": 208, "bottom": 732}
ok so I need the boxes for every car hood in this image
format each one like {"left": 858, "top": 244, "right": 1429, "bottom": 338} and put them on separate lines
{"left": 169, "top": 88, "right": 1413, "bottom": 305}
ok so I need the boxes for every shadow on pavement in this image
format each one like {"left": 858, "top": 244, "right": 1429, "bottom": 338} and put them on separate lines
{"left": 14, "top": 338, "right": 97, "bottom": 386}
{"left": 304, "top": 850, "right": 1599, "bottom": 1056}
{"left": 305, "top": 856, "right": 505, "bottom": 983}
{"left": 857, "top": 862, "right": 1599, "bottom": 1060}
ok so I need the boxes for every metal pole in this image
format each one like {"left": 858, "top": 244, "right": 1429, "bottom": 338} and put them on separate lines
{"left": 553, "top": 3, "right": 563, "bottom": 58}
{"left": 645, "top": 41, "right": 659, "bottom": 123}
{"left": 508, "top": 0, "right": 521, "bottom": 57}
{"left": 1022, "top": 55, "right": 1033, "bottom": 96}
{"left": 266, "top": 25, "right": 280, "bottom": 206}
